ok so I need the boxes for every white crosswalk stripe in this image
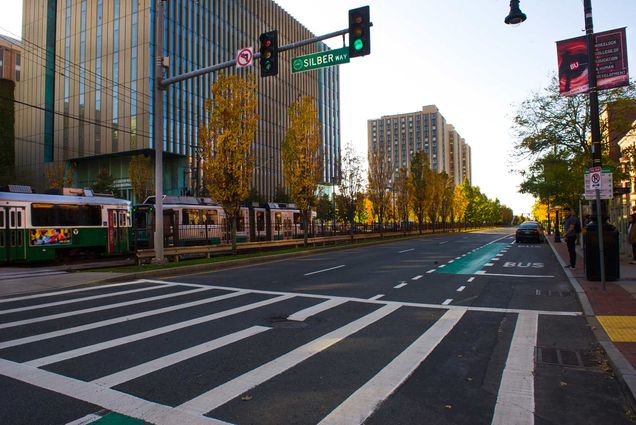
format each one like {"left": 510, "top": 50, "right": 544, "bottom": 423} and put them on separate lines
{"left": 0, "top": 279, "right": 571, "bottom": 425}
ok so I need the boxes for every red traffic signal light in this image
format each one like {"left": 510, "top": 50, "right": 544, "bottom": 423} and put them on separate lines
{"left": 349, "top": 6, "right": 370, "bottom": 58}
{"left": 259, "top": 30, "right": 278, "bottom": 77}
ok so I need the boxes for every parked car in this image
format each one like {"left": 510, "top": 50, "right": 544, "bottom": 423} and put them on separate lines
{"left": 515, "top": 221, "right": 544, "bottom": 243}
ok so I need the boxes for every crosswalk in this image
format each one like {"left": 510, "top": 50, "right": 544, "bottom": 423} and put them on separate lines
{"left": 0, "top": 279, "right": 580, "bottom": 425}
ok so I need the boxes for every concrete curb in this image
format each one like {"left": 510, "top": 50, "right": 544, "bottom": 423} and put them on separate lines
{"left": 546, "top": 236, "right": 636, "bottom": 406}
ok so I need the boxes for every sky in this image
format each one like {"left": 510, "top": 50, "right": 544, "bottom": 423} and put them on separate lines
{"left": 1, "top": 1, "right": 634, "bottom": 217}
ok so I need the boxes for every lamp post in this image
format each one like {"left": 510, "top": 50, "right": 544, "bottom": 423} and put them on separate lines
{"left": 505, "top": 0, "right": 615, "bottom": 285}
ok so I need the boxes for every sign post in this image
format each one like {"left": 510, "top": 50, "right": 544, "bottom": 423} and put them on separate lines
{"left": 584, "top": 166, "right": 613, "bottom": 287}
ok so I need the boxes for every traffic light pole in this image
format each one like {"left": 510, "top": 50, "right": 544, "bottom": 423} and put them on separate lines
{"left": 160, "top": 27, "right": 355, "bottom": 86}
{"left": 153, "top": 15, "right": 371, "bottom": 264}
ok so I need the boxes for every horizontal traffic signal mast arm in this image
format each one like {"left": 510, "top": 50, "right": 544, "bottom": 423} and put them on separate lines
{"left": 159, "top": 24, "right": 371, "bottom": 87}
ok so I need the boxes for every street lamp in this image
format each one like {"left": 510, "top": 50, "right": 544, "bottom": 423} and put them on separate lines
{"left": 505, "top": 0, "right": 616, "bottom": 284}
{"left": 504, "top": 0, "right": 526, "bottom": 25}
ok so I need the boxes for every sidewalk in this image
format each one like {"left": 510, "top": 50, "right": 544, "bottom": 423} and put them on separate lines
{"left": 548, "top": 236, "right": 636, "bottom": 404}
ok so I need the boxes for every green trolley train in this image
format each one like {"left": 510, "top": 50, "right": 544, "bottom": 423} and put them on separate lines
{"left": 0, "top": 190, "right": 131, "bottom": 263}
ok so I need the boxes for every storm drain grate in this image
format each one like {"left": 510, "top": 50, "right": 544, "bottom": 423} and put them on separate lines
{"left": 535, "top": 347, "right": 600, "bottom": 369}
{"left": 534, "top": 290, "right": 573, "bottom": 297}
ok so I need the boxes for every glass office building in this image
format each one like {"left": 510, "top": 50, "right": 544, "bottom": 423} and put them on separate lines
{"left": 16, "top": 0, "right": 340, "bottom": 201}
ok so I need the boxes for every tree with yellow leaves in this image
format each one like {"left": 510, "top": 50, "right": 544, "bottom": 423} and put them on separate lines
{"left": 129, "top": 154, "right": 154, "bottom": 203}
{"left": 451, "top": 179, "right": 470, "bottom": 228}
{"left": 199, "top": 74, "right": 258, "bottom": 254}
{"left": 395, "top": 166, "right": 412, "bottom": 235}
{"left": 410, "top": 151, "right": 431, "bottom": 234}
{"left": 367, "top": 149, "right": 391, "bottom": 236}
{"left": 44, "top": 162, "right": 73, "bottom": 190}
{"left": 282, "top": 96, "right": 322, "bottom": 246}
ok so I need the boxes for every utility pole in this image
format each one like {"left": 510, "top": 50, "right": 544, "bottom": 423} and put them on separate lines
{"left": 152, "top": 0, "right": 165, "bottom": 264}
{"left": 584, "top": 0, "right": 607, "bottom": 287}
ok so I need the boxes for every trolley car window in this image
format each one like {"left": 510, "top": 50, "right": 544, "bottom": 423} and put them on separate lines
{"left": 203, "top": 209, "right": 218, "bottom": 225}
{"left": 257, "top": 211, "right": 265, "bottom": 231}
{"left": 31, "top": 204, "right": 102, "bottom": 226}
{"left": 0, "top": 210, "right": 4, "bottom": 228}
{"left": 183, "top": 209, "right": 202, "bottom": 225}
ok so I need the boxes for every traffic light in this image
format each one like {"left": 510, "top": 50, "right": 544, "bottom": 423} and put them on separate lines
{"left": 348, "top": 6, "right": 370, "bottom": 58}
{"left": 259, "top": 30, "right": 278, "bottom": 77}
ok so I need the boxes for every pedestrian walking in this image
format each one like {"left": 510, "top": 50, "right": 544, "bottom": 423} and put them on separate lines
{"left": 628, "top": 206, "right": 636, "bottom": 264}
{"left": 562, "top": 207, "right": 581, "bottom": 268}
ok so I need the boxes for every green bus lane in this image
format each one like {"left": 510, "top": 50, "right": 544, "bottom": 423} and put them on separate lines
{"left": 436, "top": 242, "right": 509, "bottom": 275}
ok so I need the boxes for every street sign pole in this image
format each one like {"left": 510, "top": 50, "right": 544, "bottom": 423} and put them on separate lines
{"left": 595, "top": 189, "right": 606, "bottom": 288}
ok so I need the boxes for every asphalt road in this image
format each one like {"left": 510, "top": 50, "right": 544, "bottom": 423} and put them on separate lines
{"left": 0, "top": 228, "right": 633, "bottom": 425}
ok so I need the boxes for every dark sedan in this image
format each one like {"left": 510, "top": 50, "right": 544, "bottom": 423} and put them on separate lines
{"left": 515, "top": 221, "right": 544, "bottom": 243}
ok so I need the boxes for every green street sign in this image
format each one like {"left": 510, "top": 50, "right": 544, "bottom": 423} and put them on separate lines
{"left": 291, "top": 47, "right": 350, "bottom": 74}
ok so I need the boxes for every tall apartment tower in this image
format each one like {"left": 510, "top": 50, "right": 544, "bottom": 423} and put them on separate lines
{"left": 368, "top": 105, "right": 471, "bottom": 185}
{"left": 461, "top": 143, "right": 472, "bottom": 183}
{"left": 15, "top": 0, "right": 340, "bottom": 201}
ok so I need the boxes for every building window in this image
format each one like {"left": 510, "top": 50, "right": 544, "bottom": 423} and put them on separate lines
{"left": 0, "top": 47, "right": 4, "bottom": 78}
{"left": 14, "top": 52, "right": 20, "bottom": 81}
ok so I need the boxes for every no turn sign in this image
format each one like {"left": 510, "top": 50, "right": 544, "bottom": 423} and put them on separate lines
{"left": 236, "top": 47, "right": 253, "bottom": 68}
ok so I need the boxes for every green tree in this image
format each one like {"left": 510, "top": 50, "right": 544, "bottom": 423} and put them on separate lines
{"left": 273, "top": 185, "right": 292, "bottom": 203}
{"left": 315, "top": 192, "right": 334, "bottom": 233}
{"left": 200, "top": 74, "right": 258, "bottom": 254}
{"left": 282, "top": 96, "right": 323, "bottom": 246}
{"left": 339, "top": 142, "right": 365, "bottom": 240}
{"left": 91, "top": 168, "right": 116, "bottom": 195}
{"left": 511, "top": 75, "right": 636, "bottom": 208}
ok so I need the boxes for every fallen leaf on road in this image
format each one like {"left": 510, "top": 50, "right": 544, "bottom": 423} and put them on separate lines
{"left": 241, "top": 395, "right": 253, "bottom": 401}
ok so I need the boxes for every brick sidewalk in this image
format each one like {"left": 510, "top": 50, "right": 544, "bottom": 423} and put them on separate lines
{"left": 549, "top": 237, "right": 636, "bottom": 402}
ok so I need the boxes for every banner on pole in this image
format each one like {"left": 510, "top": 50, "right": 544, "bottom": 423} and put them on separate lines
{"left": 556, "top": 27, "right": 629, "bottom": 96}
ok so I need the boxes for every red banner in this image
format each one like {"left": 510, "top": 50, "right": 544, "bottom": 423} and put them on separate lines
{"left": 556, "top": 27, "right": 629, "bottom": 96}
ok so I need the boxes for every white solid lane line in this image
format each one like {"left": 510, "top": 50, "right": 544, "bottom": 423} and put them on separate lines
{"left": 304, "top": 265, "right": 346, "bottom": 276}
{"left": 177, "top": 304, "right": 401, "bottom": 415}
{"left": 474, "top": 271, "right": 555, "bottom": 278}
{"left": 92, "top": 326, "right": 270, "bottom": 388}
{"left": 25, "top": 295, "right": 293, "bottom": 367}
{"left": 287, "top": 298, "right": 348, "bottom": 322}
{"left": 398, "top": 249, "right": 415, "bottom": 253}
{"left": 0, "top": 358, "right": 228, "bottom": 425}
{"left": 491, "top": 312, "right": 538, "bottom": 425}
{"left": 318, "top": 309, "right": 466, "bottom": 425}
